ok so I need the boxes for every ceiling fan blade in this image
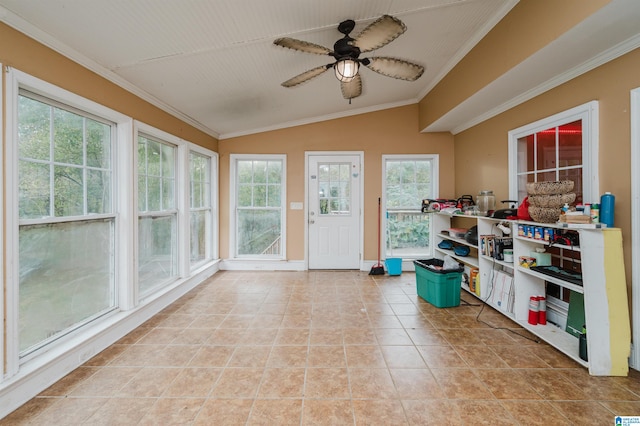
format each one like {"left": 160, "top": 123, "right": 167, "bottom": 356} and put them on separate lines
{"left": 353, "top": 15, "right": 406, "bottom": 53}
{"left": 274, "top": 37, "right": 332, "bottom": 55}
{"left": 364, "top": 57, "right": 424, "bottom": 81}
{"left": 281, "top": 65, "right": 331, "bottom": 87}
{"left": 341, "top": 74, "right": 362, "bottom": 100}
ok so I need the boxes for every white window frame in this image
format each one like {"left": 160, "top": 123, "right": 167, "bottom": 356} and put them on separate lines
{"left": 189, "top": 146, "right": 218, "bottom": 268}
{"left": 507, "top": 101, "right": 599, "bottom": 325}
{"left": 229, "top": 154, "right": 287, "bottom": 260}
{"left": 508, "top": 101, "right": 599, "bottom": 203}
{"left": 5, "top": 67, "right": 133, "bottom": 374}
{"left": 134, "top": 122, "right": 185, "bottom": 300}
{"left": 382, "top": 154, "right": 439, "bottom": 260}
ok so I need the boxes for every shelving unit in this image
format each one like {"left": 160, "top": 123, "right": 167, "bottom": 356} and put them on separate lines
{"left": 431, "top": 212, "right": 631, "bottom": 376}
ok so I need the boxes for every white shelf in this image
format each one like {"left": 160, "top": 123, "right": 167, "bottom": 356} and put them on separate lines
{"left": 431, "top": 212, "right": 630, "bottom": 376}
{"left": 516, "top": 266, "right": 584, "bottom": 294}
{"left": 436, "top": 232, "right": 475, "bottom": 248}
{"left": 434, "top": 247, "right": 479, "bottom": 268}
{"left": 517, "top": 320, "right": 587, "bottom": 368}
{"left": 479, "top": 254, "right": 514, "bottom": 270}
{"left": 514, "top": 235, "right": 580, "bottom": 252}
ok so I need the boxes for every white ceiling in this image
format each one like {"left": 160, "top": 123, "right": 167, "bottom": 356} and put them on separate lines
{"left": 1, "top": 0, "right": 639, "bottom": 140}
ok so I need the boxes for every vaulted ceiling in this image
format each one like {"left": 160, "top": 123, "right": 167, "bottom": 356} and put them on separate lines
{"left": 0, "top": 0, "right": 639, "bottom": 140}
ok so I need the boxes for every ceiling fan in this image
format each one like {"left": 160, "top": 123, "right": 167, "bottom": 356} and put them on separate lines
{"left": 274, "top": 15, "right": 425, "bottom": 102}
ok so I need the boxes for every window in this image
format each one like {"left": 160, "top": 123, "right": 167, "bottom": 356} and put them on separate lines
{"left": 383, "top": 155, "right": 438, "bottom": 259}
{"left": 508, "top": 101, "right": 598, "bottom": 325}
{"left": 509, "top": 101, "right": 599, "bottom": 204}
{"left": 137, "top": 134, "right": 177, "bottom": 295}
{"left": 17, "top": 90, "right": 116, "bottom": 355}
{"left": 231, "top": 155, "right": 285, "bottom": 258}
{"left": 190, "top": 150, "right": 212, "bottom": 266}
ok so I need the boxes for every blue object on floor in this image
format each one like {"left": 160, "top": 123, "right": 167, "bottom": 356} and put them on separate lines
{"left": 385, "top": 257, "right": 402, "bottom": 275}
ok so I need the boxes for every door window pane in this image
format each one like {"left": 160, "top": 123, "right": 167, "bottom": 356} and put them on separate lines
{"left": 318, "top": 162, "right": 350, "bottom": 215}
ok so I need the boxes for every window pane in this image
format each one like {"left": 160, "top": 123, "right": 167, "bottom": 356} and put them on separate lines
{"left": 138, "top": 215, "right": 177, "bottom": 294}
{"left": 53, "top": 108, "right": 83, "bottom": 165}
{"left": 86, "top": 119, "right": 111, "bottom": 169}
{"left": 238, "top": 185, "right": 253, "bottom": 207}
{"left": 190, "top": 210, "right": 207, "bottom": 264}
{"left": 268, "top": 161, "right": 282, "bottom": 183}
{"left": 146, "top": 140, "right": 161, "bottom": 176}
{"left": 19, "top": 160, "right": 50, "bottom": 218}
{"left": 535, "top": 127, "right": 556, "bottom": 171}
{"left": 386, "top": 212, "right": 431, "bottom": 258}
{"left": 237, "top": 209, "right": 281, "bottom": 255}
{"left": 238, "top": 161, "right": 253, "bottom": 183}
{"left": 253, "top": 161, "right": 267, "bottom": 183}
{"left": 18, "top": 95, "right": 51, "bottom": 161}
{"left": 267, "top": 184, "right": 281, "bottom": 207}
{"left": 162, "top": 177, "right": 174, "bottom": 209}
{"left": 87, "top": 169, "right": 111, "bottom": 214}
{"left": 54, "top": 165, "right": 83, "bottom": 217}
{"left": 254, "top": 184, "right": 267, "bottom": 207}
{"left": 19, "top": 219, "right": 115, "bottom": 353}
{"left": 162, "top": 143, "right": 175, "bottom": 178}
{"left": 147, "top": 176, "right": 161, "bottom": 211}
{"left": 558, "top": 120, "right": 582, "bottom": 167}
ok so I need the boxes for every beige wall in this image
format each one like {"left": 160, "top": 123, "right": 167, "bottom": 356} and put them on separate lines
{"left": 218, "top": 104, "right": 455, "bottom": 261}
{"left": 418, "top": 0, "right": 611, "bottom": 131}
{"left": 0, "top": 22, "right": 218, "bottom": 150}
{"left": 454, "top": 47, "right": 640, "bottom": 294}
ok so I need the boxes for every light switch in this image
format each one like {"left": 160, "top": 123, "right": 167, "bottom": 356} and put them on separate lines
{"left": 290, "top": 202, "right": 303, "bottom": 210}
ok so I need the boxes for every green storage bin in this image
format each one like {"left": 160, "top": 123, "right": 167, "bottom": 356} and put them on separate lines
{"left": 414, "top": 259, "right": 463, "bottom": 308}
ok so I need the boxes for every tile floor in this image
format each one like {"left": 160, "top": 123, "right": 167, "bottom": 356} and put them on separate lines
{"left": 3, "top": 270, "right": 640, "bottom": 425}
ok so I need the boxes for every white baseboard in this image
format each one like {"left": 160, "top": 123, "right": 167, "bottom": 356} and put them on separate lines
{"left": 220, "top": 259, "right": 306, "bottom": 271}
{"left": 0, "top": 262, "right": 219, "bottom": 420}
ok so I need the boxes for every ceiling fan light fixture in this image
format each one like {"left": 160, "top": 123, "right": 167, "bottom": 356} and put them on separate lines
{"left": 334, "top": 59, "right": 359, "bottom": 82}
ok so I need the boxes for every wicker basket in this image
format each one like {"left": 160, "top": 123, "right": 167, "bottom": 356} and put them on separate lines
{"left": 526, "top": 180, "right": 574, "bottom": 195}
{"left": 528, "top": 192, "right": 576, "bottom": 208}
{"left": 528, "top": 206, "right": 562, "bottom": 223}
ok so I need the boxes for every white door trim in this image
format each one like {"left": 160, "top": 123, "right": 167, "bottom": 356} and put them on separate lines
{"left": 304, "top": 151, "right": 364, "bottom": 270}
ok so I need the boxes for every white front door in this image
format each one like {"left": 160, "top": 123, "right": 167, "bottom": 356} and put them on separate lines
{"left": 307, "top": 154, "right": 361, "bottom": 269}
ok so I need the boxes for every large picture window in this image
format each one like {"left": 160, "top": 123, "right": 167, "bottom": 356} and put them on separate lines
{"left": 17, "top": 90, "right": 116, "bottom": 355}
{"left": 231, "top": 155, "right": 285, "bottom": 258}
{"left": 383, "top": 155, "right": 438, "bottom": 259}
{"left": 137, "top": 134, "right": 177, "bottom": 295}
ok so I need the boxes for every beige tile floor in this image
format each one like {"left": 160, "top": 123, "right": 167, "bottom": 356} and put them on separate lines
{"left": 3, "top": 270, "right": 640, "bottom": 425}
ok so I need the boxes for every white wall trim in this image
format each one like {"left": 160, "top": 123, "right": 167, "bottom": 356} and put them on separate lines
{"left": 630, "top": 87, "right": 640, "bottom": 370}
{"left": 220, "top": 259, "right": 305, "bottom": 271}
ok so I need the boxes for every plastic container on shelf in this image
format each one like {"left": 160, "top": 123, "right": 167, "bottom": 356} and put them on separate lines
{"left": 600, "top": 192, "right": 615, "bottom": 228}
